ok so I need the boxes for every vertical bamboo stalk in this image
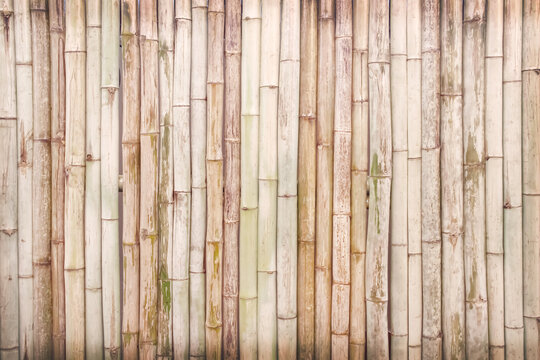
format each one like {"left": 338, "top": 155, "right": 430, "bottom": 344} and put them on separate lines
{"left": 298, "top": 0, "right": 317, "bottom": 357}
{"left": 0, "top": 0, "right": 19, "bottom": 358}
{"left": 503, "top": 0, "right": 524, "bottom": 358}
{"left": 406, "top": 0, "right": 422, "bottom": 358}
{"left": 315, "top": 0, "right": 334, "bottom": 356}
{"left": 172, "top": 0, "right": 191, "bottom": 358}
{"left": 223, "top": 0, "right": 241, "bottom": 358}
{"left": 239, "top": 0, "right": 261, "bottom": 357}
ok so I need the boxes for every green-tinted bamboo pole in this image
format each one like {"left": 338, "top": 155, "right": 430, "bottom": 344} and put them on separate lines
{"left": 240, "top": 0, "right": 261, "bottom": 357}
{"left": 223, "top": 0, "right": 241, "bottom": 358}
{"left": 298, "top": 0, "right": 317, "bottom": 357}
{"left": 157, "top": 0, "right": 174, "bottom": 357}
{"left": 522, "top": 1, "right": 540, "bottom": 358}
{"left": 121, "top": 0, "right": 140, "bottom": 357}
{"left": 172, "top": 0, "right": 190, "bottom": 358}
{"left": 315, "top": 0, "right": 334, "bottom": 357}
{"left": 366, "top": 1, "right": 390, "bottom": 358}
{"left": 421, "top": 0, "right": 442, "bottom": 357}
{"left": 0, "top": 0, "right": 19, "bottom": 358}
{"left": 14, "top": 0, "right": 34, "bottom": 357}
{"left": 463, "top": 1, "right": 489, "bottom": 358}
{"left": 503, "top": 0, "right": 524, "bottom": 358}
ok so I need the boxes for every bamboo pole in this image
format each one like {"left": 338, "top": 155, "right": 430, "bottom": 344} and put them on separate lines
{"left": 406, "top": 0, "right": 422, "bottom": 358}
{"left": 315, "top": 0, "right": 334, "bottom": 356}
{"left": 298, "top": 0, "right": 317, "bottom": 357}
{"left": 0, "top": 0, "right": 19, "bottom": 358}
{"left": 239, "top": 0, "right": 261, "bottom": 357}
{"left": 172, "top": 0, "right": 191, "bottom": 357}
{"left": 503, "top": 0, "right": 524, "bottom": 358}
{"left": 223, "top": 0, "right": 241, "bottom": 358}
{"left": 463, "top": 1, "right": 489, "bottom": 358}
{"left": 522, "top": 1, "right": 540, "bottom": 358}
{"left": 206, "top": 0, "right": 224, "bottom": 357}
{"left": 139, "top": 0, "right": 159, "bottom": 357}
{"left": 14, "top": 0, "right": 34, "bottom": 357}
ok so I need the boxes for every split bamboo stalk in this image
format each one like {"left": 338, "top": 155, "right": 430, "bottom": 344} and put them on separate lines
{"left": 257, "top": 0, "right": 280, "bottom": 357}
{"left": 390, "top": 0, "right": 408, "bottom": 358}
{"left": 14, "top": 0, "right": 34, "bottom": 357}
{"left": 121, "top": 0, "right": 141, "bottom": 357}
{"left": 101, "top": 0, "right": 120, "bottom": 358}
{"left": 406, "top": 0, "right": 422, "bottom": 358}
{"left": 0, "top": 0, "right": 19, "bottom": 358}
{"left": 522, "top": 1, "right": 540, "bottom": 358}
{"left": 503, "top": 0, "right": 524, "bottom": 358}
{"left": 223, "top": 0, "right": 241, "bottom": 358}
{"left": 85, "top": 0, "right": 104, "bottom": 357}
{"left": 239, "top": 0, "right": 261, "bottom": 357}
{"left": 485, "top": 0, "right": 504, "bottom": 358}
{"left": 297, "top": 0, "right": 317, "bottom": 357}
{"left": 139, "top": 0, "right": 159, "bottom": 357}
{"left": 172, "top": 0, "right": 191, "bottom": 357}
{"left": 206, "top": 0, "right": 224, "bottom": 357}
{"left": 366, "top": 0, "right": 391, "bottom": 358}
{"left": 49, "top": 0, "right": 66, "bottom": 357}
{"left": 156, "top": 0, "right": 174, "bottom": 357}
{"left": 463, "top": 1, "right": 489, "bottom": 358}
{"left": 315, "top": 0, "right": 334, "bottom": 356}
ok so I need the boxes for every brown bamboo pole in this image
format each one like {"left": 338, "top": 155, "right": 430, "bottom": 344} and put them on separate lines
{"left": 315, "top": 0, "right": 334, "bottom": 357}
{"left": 298, "top": 0, "right": 317, "bottom": 357}
{"left": 223, "top": 0, "right": 241, "bottom": 358}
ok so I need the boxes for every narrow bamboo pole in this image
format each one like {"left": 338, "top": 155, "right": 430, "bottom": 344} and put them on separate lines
{"left": 298, "top": 0, "right": 317, "bottom": 357}
{"left": 206, "top": 0, "right": 224, "bottom": 357}
{"left": 157, "top": 0, "right": 174, "bottom": 357}
{"left": 503, "top": 0, "right": 524, "bottom": 358}
{"left": 0, "top": 0, "right": 19, "bottom": 358}
{"left": 139, "top": 0, "right": 159, "bottom": 357}
{"left": 239, "top": 0, "right": 261, "bottom": 357}
{"left": 522, "top": 1, "right": 540, "bottom": 358}
{"left": 172, "top": 0, "right": 191, "bottom": 357}
{"left": 14, "top": 0, "right": 34, "bottom": 357}
{"left": 315, "top": 0, "right": 334, "bottom": 357}
{"left": 406, "top": 0, "right": 422, "bottom": 358}
{"left": 223, "top": 0, "right": 241, "bottom": 358}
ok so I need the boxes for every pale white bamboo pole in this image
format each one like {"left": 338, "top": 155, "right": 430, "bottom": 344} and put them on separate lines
{"left": 503, "top": 0, "right": 524, "bottom": 358}
{"left": 240, "top": 0, "right": 261, "bottom": 357}
{"left": 406, "top": 0, "right": 422, "bottom": 358}
{"left": 139, "top": 0, "right": 159, "bottom": 358}
{"left": 172, "top": 0, "right": 191, "bottom": 358}
{"left": 223, "top": 1, "right": 241, "bottom": 358}
{"left": 389, "top": 1, "right": 408, "bottom": 357}
{"left": 463, "top": 1, "right": 489, "bottom": 358}
{"left": 315, "top": 0, "right": 334, "bottom": 357}
{"left": 156, "top": 0, "right": 174, "bottom": 357}
{"left": 522, "top": 1, "right": 540, "bottom": 358}
{"left": 297, "top": 0, "right": 317, "bottom": 357}
{"left": 0, "top": 0, "right": 19, "bottom": 358}
{"left": 14, "top": 0, "right": 34, "bottom": 357}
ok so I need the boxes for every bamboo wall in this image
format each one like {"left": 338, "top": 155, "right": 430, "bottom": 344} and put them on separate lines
{"left": 0, "top": 0, "right": 538, "bottom": 359}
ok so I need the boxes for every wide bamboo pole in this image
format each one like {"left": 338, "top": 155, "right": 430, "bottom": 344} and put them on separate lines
{"left": 206, "top": 0, "right": 224, "bottom": 357}
{"left": 315, "top": 0, "right": 334, "bottom": 357}
{"left": 522, "top": 1, "right": 540, "bottom": 358}
{"left": 406, "top": 0, "right": 422, "bottom": 358}
{"left": 298, "top": 0, "right": 317, "bottom": 357}
{"left": 14, "top": 0, "right": 34, "bottom": 357}
{"left": 0, "top": 0, "right": 19, "bottom": 358}
{"left": 503, "top": 0, "right": 524, "bottom": 358}
{"left": 157, "top": 0, "right": 174, "bottom": 357}
{"left": 172, "top": 0, "right": 191, "bottom": 357}
{"left": 239, "top": 0, "right": 261, "bottom": 357}
{"left": 223, "top": 0, "right": 241, "bottom": 358}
